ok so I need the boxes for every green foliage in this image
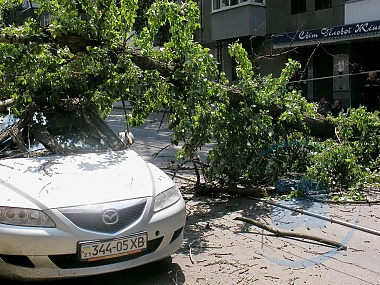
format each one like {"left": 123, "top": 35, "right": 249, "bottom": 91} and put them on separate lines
{"left": 205, "top": 46, "right": 315, "bottom": 187}
{"left": 0, "top": 0, "right": 144, "bottom": 117}
{"left": 307, "top": 108, "right": 380, "bottom": 194}
{"left": 129, "top": 0, "right": 227, "bottom": 166}
{"left": 0, "top": 0, "right": 379, "bottom": 196}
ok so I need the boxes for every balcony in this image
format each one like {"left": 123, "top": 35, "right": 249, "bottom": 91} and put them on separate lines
{"left": 345, "top": 0, "right": 380, "bottom": 24}
{"left": 211, "top": 0, "right": 266, "bottom": 41}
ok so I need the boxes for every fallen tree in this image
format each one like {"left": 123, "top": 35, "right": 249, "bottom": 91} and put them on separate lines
{"left": 0, "top": 34, "right": 336, "bottom": 140}
{"left": 0, "top": 1, "right": 379, "bottom": 193}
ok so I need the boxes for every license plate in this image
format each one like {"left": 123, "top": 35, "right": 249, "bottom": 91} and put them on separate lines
{"left": 78, "top": 233, "right": 147, "bottom": 262}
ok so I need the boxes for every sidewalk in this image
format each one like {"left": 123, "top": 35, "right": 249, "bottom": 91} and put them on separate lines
{"left": 175, "top": 195, "right": 380, "bottom": 284}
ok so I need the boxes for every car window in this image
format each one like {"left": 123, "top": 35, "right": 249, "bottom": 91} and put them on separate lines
{"left": 0, "top": 108, "right": 126, "bottom": 158}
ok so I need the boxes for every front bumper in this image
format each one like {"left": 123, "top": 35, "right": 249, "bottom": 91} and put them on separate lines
{"left": 0, "top": 198, "right": 186, "bottom": 281}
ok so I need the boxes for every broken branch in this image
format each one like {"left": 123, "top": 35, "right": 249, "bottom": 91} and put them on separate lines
{"left": 234, "top": 216, "right": 347, "bottom": 250}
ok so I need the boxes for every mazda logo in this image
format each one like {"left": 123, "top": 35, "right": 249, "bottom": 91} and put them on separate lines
{"left": 102, "top": 209, "right": 119, "bottom": 225}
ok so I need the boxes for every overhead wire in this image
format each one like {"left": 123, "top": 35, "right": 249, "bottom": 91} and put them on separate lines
{"left": 286, "top": 69, "right": 380, "bottom": 86}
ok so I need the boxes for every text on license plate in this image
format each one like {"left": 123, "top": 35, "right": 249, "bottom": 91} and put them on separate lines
{"left": 79, "top": 233, "right": 147, "bottom": 261}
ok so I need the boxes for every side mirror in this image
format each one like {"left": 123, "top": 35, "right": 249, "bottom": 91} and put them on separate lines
{"left": 118, "top": 131, "right": 135, "bottom": 146}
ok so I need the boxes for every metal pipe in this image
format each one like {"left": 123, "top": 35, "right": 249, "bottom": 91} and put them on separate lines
{"left": 252, "top": 197, "right": 380, "bottom": 237}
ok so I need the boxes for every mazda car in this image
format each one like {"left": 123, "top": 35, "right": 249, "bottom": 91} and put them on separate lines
{"left": 0, "top": 106, "right": 186, "bottom": 280}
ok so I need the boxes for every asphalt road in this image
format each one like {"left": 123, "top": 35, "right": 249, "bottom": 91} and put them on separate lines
{"left": 106, "top": 108, "right": 181, "bottom": 165}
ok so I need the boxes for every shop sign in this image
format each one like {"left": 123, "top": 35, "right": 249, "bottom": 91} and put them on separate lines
{"left": 273, "top": 20, "right": 380, "bottom": 47}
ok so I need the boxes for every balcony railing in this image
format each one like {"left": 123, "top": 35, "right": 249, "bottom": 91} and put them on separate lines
{"left": 211, "top": 2, "right": 266, "bottom": 41}
{"left": 212, "top": 0, "right": 265, "bottom": 12}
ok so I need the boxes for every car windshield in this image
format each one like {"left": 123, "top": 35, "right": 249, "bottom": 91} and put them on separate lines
{"left": 0, "top": 108, "right": 126, "bottom": 158}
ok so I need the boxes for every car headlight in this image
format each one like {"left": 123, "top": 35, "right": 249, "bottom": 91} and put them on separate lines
{"left": 0, "top": 207, "right": 56, "bottom": 228}
{"left": 154, "top": 185, "right": 182, "bottom": 212}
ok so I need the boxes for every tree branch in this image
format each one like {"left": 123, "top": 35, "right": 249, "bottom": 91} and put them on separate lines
{"left": 0, "top": 33, "right": 337, "bottom": 140}
{"left": 234, "top": 216, "right": 347, "bottom": 250}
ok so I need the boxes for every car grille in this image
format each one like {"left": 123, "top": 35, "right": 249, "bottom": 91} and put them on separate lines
{"left": 59, "top": 198, "right": 147, "bottom": 234}
{"left": 48, "top": 237, "right": 163, "bottom": 269}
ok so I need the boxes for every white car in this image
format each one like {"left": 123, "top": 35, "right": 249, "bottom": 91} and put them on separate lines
{"left": 0, "top": 107, "right": 186, "bottom": 281}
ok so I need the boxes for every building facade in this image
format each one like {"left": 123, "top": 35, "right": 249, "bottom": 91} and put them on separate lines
{"left": 198, "top": 0, "right": 380, "bottom": 108}
{"left": 3, "top": 1, "right": 51, "bottom": 26}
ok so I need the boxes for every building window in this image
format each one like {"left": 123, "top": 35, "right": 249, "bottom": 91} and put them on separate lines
{"left": 222, "top": 0, "right": 230, "bottom": 7}
{"left": 213, "top": 0, "right": 221, "bottom": 10}
{"left": 291, "top": 0, "right": 306, "bottom": 14}
{"left": 40, "top": 12, "right": 52, "bottom": 26}
{"left": 315, "top": 0, "right": 331, "bottom": 10}
{"left": 22, "top": 0, "right": 31, "bottom": 10}
{"left": 22, "top": 0, "right": 39, "bottom": 12}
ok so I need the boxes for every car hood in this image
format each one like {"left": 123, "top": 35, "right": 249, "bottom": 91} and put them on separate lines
{"left": 0, "top": 150, "right": 157, "bottom": 210}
